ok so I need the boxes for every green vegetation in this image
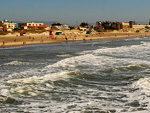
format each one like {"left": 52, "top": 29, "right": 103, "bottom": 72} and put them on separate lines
{"left": 80, "top": 22, "right": 89, "bottom": 28}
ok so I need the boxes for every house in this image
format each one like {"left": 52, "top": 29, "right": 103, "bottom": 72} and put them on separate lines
{"left": 121, "top": 22, "right": 130, "bottom": 29}
{"left": 18, "top": 22, "right": 44, "bottom": 28}
{"left": 0, "top": 26, "right": 3, "bottom": 31}
{"left": 18, "top": 22, "right": 44, "bottom": 30}
{"left": 129, "top": 21, "right": 136, "bottom": 28}
{"left": 20, "top": 26, "right": 28, "bottom": 30}
{"left": 51, "top": 23, "right": 70, "bottom": 30}
{"left": 3, "top": 28, "right": 12, "bottom": 31}
{"left": 0, "top": 20, "right": 16, "bottom": 30}
{"left": 38, "top": 25, "right": 50, "bottom": 30}
{"left": 18, "top": 22, "right": 50, "bottom": 30}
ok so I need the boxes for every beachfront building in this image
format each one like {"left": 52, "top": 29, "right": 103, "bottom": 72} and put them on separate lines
{"left": 95, "top": 21, "right": 104, "bottom": 31}
{"left": 96, "top": 21, "right": 122, "bottom": 30}
{"left": 18, "top": 22, "right": 44, "bottom": 30}
{"left": 0, "top": 20, "right": 17, "bottom": 31}
{"left": 51, "top": 23, "right": 70, "bottom": 30}
{"left": 121, "top": 22, "right": 130, "bottom": 30}
{"left": 129, "top": 21, "right": 136, "bottom": 28}
{"left": 102, "top": 21, "right": 112, "bottom": 29}
{"left": 111, "top": 22, "right": 122, "bottom": 30}
{"left": 96, "top": 21, "right": 102, "bottom": 26}
{"left": 0, "top": 26, "right": 3, "bottom": 31}
{"left": 18, "top": 22, "right": 44, "bottom": 28}
{"left": 18, "top": 22, "right": 50, "bottom": 30}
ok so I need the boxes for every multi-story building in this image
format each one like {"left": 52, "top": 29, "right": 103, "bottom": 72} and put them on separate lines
{"left": 18, "top": 22, "right": 44, "bottom": 29}
{"left": 111, "top": 22, "right": 122, "bottom": 30}
{"left": 18, "top": 22, "right": 51, "bottom": 30}
{"left": 0, "top": 20, "right": 16, "bottom": 31}
{"left": 18, "top": 22, "right": 44, "bottom": 27}
{"left": 96, "top": 21, "right": 102, "bottom": 26}
{"left": 121, "top": 22, "right": 130, "bottom": 29}
{"left": 129, "top": 21, "right": 136, "bottom": 28}
{"left": 0, "top": 26, "right": 3, "bottom": 31}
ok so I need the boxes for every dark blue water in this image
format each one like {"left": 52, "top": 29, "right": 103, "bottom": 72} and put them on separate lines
{"left": 0, "top": 37, "right": 150, "bottom": 113}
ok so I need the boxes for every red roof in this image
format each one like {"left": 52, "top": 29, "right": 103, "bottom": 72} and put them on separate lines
{"left": 29, "top": 26, "right": 37, "bottom": 28}
{"left": 19, "top": 31, "right": 26, "bottom": 33}
{"left": 21, "top": 25, "right": 27, "bottom": 27}
{"left": 3, "top": 28, "right": 8, "bottom": 30}
{"left": 38, "top": 25, "right": 49, "bottom": 28}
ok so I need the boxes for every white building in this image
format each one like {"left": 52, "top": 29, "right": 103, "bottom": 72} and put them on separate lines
{"left": 51, "top": 23, "right": 70, "bottom": 30}
{"left": 0, "top": 20, "right": 16, "bottom": 30}
{"left": 18, "top": 22, "right": 44, "bottom": 28}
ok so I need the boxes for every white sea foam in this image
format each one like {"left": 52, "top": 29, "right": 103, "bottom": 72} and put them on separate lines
{"left": 141, "top": 41, "right": 150, "bottom": 46}
{"left": 2, "top": 71, "right": 72, "bottom": 97}
{"left": 136, "top": 78, "right": 150, "bottom": 95}
{"left": 7, "top": 71, "right": 70, "bottom": 85}
{"left": 56, "top": 54, "right": 71, "bottom": 57}
{"left": 3, "top": 60, "right": 31, "bottom": 66}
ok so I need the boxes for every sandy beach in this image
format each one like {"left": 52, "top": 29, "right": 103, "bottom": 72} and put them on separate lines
{"left": 1, "top": 31, "right": 150, "bottom": 48}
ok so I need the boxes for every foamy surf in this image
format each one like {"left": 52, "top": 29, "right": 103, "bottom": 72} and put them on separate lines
{"left": 136, "top": 78, "right": 150, "bottom": 95}
{"left": 2, "top": 60, "right": 31, "bottom": 66}
{"left": 1, "top": 37, "right": 150, "bottom": 112}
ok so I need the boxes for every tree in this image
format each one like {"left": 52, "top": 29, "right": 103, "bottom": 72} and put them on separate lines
{"left": 80, "top": 22, "right": 89, "bottom": 28}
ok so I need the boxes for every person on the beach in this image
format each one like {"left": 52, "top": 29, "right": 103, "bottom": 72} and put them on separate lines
{"left": 83, "top": 38, "right": 86, "bottom": 42}
{"left": 65, "top": 37, "right": 68, "bottom": 41}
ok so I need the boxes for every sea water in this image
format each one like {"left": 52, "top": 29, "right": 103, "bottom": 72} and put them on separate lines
{"left": 0, "top": 37, "right": 150, "bottom": 113}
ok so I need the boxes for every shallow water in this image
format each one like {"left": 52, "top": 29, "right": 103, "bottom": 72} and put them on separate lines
{"left": 0, "top": 37, "right": 150, "bottom": 113}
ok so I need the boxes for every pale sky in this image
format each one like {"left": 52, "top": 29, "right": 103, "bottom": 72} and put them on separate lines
{"left": 0, "top": 0, "right": 150, "bottom": 25}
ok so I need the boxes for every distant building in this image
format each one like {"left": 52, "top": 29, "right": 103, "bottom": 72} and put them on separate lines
{"left": 18, "top": 22, "right": 44, "bottom": 29}
{"left": 51, "top": 23, "right": 70, "bottom": 30}
{"left": 121, "top": 22, "right": 130, "bottom": 29}
{"left": 0, "top": 26, "right": 3, "bottom": 31}
{"left": 99, "top": 21, "right": 122, "bottom": 30}
{"left": 96, "top": 21, "right": 102, "bottom": 26}
{"left": 18, "top": 22, "right": 50, "bottom": 30}
{"left": 129, "top": 21, "right": 136, "bottom": 28}
{"left": 0, "top": 20, "right": 16, "bottom": 31}
{"left": 111, "top": 22, "right": 122, "bottom": 30}
{"left": 103, "top": 21, "right": 112, "bottom": 29}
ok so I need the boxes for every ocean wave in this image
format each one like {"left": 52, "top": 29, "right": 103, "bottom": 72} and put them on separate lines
{"left": 2, "top": 60, "right": 31, "bottom": 66}
{"left": 46, "top": 54, "right": 96, "bottom": 68}
{"left": 1, "top": 71, "right": 72, "bottom": 97}
{"left": 0, "top": 95, "right": 21, "bottom": 104}
{"left": 7, "top": 71, "right": 70, "bottom": 85}
{"left": 56, "top": 54, "right": 71, "bottom": 57}
{"left": 116, "top": 64, "right": 149, "bottom": 71}
{"left": 136, "top": 78, "right": 150, "bottom": 96}
{"left": 141, "top": 41, "right": 150, "bottom": 46}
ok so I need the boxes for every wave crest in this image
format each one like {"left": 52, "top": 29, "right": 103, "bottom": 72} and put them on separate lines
{"left": 2, "top": 61, "right": 31, "bottom": 66}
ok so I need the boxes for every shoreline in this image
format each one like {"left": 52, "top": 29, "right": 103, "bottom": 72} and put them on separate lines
{"left": 1, "top": 32, "right": 150, "bottom": 48}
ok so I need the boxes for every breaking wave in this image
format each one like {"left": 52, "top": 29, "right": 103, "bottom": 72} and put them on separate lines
{"left": 2, "top": 61, "right": 31, "bottom": 66}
